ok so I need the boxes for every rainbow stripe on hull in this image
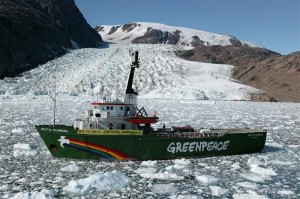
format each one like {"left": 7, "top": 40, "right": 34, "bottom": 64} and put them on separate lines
{"left": 62, "top": 137, "right": 132, "bottom": 160}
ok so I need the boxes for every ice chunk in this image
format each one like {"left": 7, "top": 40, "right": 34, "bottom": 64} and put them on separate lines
{"left": 0, "top": 155, "right": 11, "bottom": 161}
{"left": 9, "top": 189, "right": 57, "bottom": 199}
{"left": 250, "top": 166, "right": 277, "bottom": 176}
{"left": 151, "top": 184, "right": 177, "bottom": 194}
{"left": 247, "top": 157, "right": 263, "bottom": 167}
{"left": 165, "top": 158, "right": 191, "bottom": 171}
{"left": 63, "top": 171, "right": 130, "bottom": 196}
{"left": 240, "top": 172, "right": 267, "bottom": 183}
{"left": 233, "top": 190, "right": 268, "bottom": 199}
{"left": 236, "top": 181, "right": 258, "bottom": 189}
{"left": 268, "top": 160, "right": 294, "bottom": 166}
{"left": 141, "top": 160, "right": 157, "bottom": 167}
{"left": 134, "top": 167, "right": 157, "bottom": 174}
{"left": 60, "top": 163, "right": 80, "bottom": 172}
{"left": 231, "top": 163, "right": 241, "bottom": 170}
{"left": 173, "top": 158, "right": 191, "bottom": 165}
{"left": 13, "top": 150, "right": 37, "bottom": 158}
{"left": 11, "top": 128, "right": 27, "bottom": 134}
{"left": 140, "top": 171, "right": 184, "bottom": 181}
{"left": 13, "top": 143, "right": 37, "bottom": 158}
{"left": 196, "top": 175, "right": 218, "bottom": 185}
{"left": 277, "top": 190, "right": 295, "bottom": 195}
{"left": 13, "top": 143, "right": 37, "bottom": 150}
{"left": 209, "top": 186, "right": 228, "bottom": 196}
{"left": 0, "top": 184, "right": 10, "bottom": 191}
{"left": 165, "top": 164, "right": 186, "bottom": 171}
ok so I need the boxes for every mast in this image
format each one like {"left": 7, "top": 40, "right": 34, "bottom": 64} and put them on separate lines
{"left": 126, "top": 49, "right": 140, "bottom": 94}
{"left": 124, "top": 49, "right": 140, "bottom": 104}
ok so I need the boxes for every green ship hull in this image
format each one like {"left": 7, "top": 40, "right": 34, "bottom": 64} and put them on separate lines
{"left": 35, "top": 125, "right": 267, "bottom": 161}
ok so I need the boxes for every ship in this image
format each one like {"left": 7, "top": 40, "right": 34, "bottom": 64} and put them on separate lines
{"left": 35, "top": 49, "right": 267, "bottom": 161}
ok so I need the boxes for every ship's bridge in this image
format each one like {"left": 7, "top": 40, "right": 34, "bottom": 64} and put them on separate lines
{"left": 90, "top": 101, "right": 137, "bottom": 119}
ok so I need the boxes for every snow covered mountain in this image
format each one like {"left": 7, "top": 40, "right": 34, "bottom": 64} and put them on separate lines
{"left": 0, "top": 44, "right": 261, "bottom": 101}
{"left": 0, "top": 22, "right": 272, "bottom": 101}
{"left": 96, "top": 22, "right": 259, "bottom": 47}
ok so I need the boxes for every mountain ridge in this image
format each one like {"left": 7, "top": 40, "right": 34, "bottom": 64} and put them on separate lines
{"left": 96, "top": 22, "right": 299, "bottom": 102}
{"left": 96, "top": 22, "right": 260, "bottom": 48}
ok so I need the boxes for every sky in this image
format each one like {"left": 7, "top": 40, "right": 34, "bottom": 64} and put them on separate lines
{"left": 74, "top": 0, "right": 300, "bottom": 55}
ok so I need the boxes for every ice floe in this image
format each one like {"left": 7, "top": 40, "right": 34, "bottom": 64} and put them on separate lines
{"left": 1, "top": 97, "right": 300, "bottom": 198}
{"left": 151, "top": 183, "right": 177, "bottom": 194}
{"left": 62, "top": 171, "right": 130, "bottom": 196}
{"left": 233, "top": 190, "right": 269, "bottom": 199}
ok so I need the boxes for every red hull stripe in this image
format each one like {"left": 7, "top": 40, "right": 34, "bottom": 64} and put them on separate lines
{"left": 128, "top": 118, "right": 158, "bottom": 124}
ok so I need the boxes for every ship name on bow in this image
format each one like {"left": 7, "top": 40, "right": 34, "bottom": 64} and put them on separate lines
{"left": 40, "top": 128, "right": 68, "bottom": 133}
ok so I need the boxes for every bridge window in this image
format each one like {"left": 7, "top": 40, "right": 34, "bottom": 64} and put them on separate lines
{"left": 120, "top": 107, "right": 123, "bottom": 110}
{"left": 95, "top": 113, "right": 101, "bottom": 117}
{"left": 111, "top": 106, "right": 113, "bottom": 110}
{"left": 121, "top": 124, "right": 125, "bottom": 129}
{"left": 107, "top": 106, "right": 110, "bottom": 110}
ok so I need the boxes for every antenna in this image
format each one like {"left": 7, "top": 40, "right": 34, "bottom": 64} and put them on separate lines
{"left": 53, "top": 67, "right": 57, "bottom": 126}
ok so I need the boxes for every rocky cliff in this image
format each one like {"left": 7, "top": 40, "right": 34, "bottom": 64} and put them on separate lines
{"left": 0, "top": 0, "right": 103, "bottom": 79}
{"left": 178, "top": 46, "right": 300, "bottom": 102}
{"left": 233, "top": 52, "right": 300, "bottom": 102}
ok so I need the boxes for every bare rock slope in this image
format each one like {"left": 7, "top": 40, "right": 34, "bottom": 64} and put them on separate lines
{"left": 234, "top": 52, "right": 300, "bottom": 102}
{"left": 0, "top": 0, "right": 103, "bottom": 79}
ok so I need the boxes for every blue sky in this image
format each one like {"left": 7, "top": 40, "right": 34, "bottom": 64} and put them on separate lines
{"left": 75, "top": 0, "right": 300, "bottom": 55}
